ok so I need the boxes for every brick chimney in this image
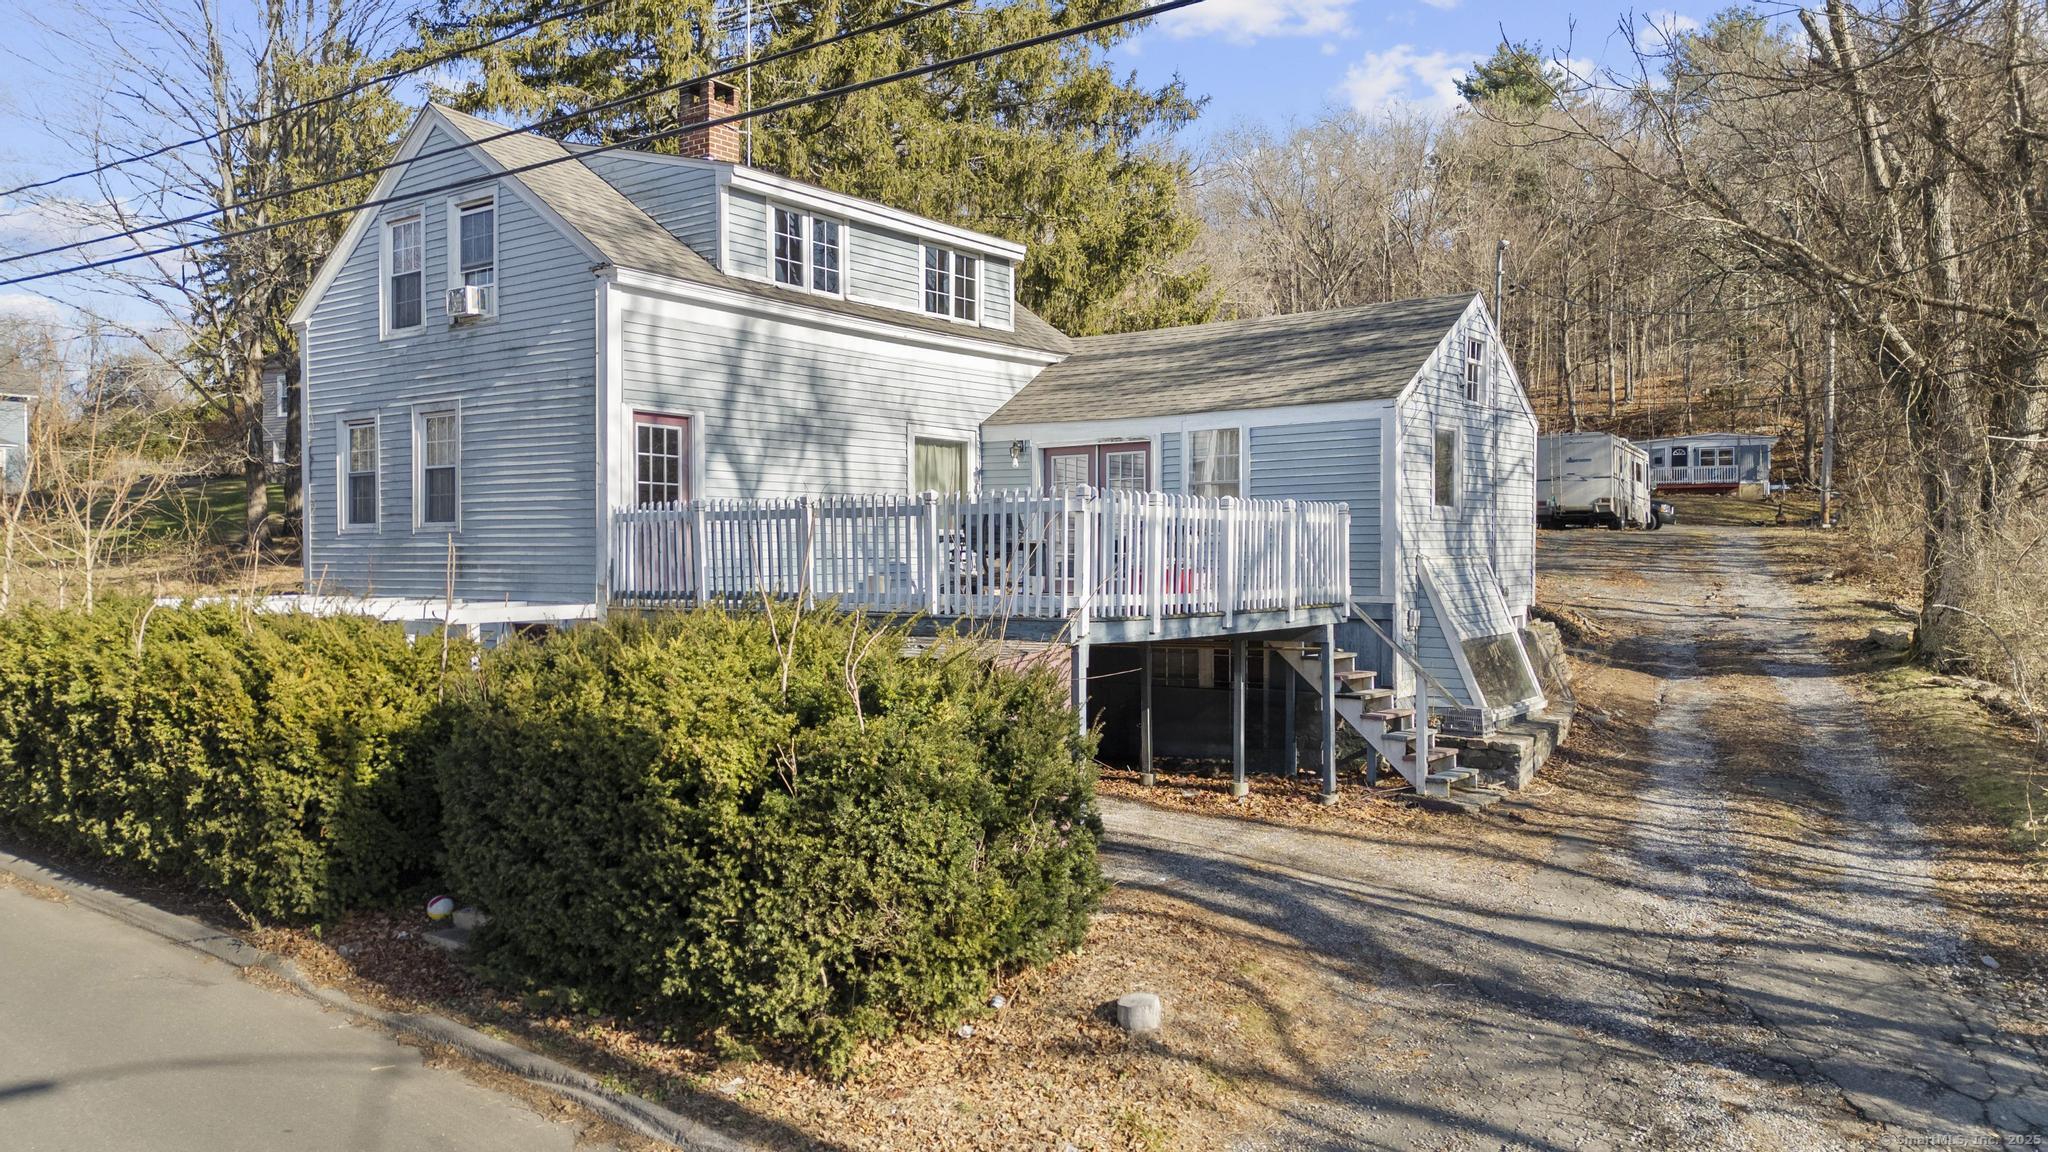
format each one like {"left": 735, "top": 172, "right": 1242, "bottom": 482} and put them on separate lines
{"left": 677, "top": 78, "right": 742, "bottom": 164}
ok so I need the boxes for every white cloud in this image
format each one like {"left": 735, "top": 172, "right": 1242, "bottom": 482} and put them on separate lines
{"left": 1340, "top": 45, "right": 1472, "bottom": 115}
{"left": 0, "top": 196, "right": 109, "bottom": 254}
{"left": 0, "top": 292, "right": 64, "bottom": 323}
{"left": 1418, "top": 0, "right": 1462, "bottom": 10}
{"left": 1157, "top": 0, "right": 1355, "bottom": 42}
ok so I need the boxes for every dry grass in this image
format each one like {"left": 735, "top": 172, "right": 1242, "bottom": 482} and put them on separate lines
{"left": 1095, "top": 763, "right": 1436, "bottom": 836}
{"left": 252, "top": 885, "right": 1358, "bottom": 1151}
{"left": 1748, "top": 528, "right": 2048, "bottom": 982}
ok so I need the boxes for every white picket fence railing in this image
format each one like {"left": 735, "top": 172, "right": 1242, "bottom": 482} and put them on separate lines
{"left": 611, "top": 488, "right": 1350, "bottom": 633}
{"left": 1652, "top": 464, "right": 1741, "bottom": 485}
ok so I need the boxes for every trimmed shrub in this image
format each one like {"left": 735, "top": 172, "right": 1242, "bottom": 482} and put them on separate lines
{"left": 435, "top": 611, "right": 1103, "bottom": 1075}
{"left": 0, "top": 602, "right": 450, "bottom": 920}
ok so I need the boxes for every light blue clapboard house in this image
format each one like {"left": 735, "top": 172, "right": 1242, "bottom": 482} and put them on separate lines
{"left": 289, "top": 91, "right": 1546, "bottom": 799}
{"left": 0, "top": 392, "right": 27, "bottom": 493}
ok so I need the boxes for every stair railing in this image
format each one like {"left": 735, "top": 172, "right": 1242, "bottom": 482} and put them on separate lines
{"left": 1346, "top": 600, "right": 1463, "bottom": 786}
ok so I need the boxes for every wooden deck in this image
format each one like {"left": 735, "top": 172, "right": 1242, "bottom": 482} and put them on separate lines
{"left": 609, "top": 488, "right": 1351, "bottom": 640}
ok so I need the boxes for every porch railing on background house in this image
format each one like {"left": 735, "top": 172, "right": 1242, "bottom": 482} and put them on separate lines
{"left": 1652, "top": 464, "right": 1741, "bottom": 485}
{"left": 611, "top": 488, "right": 1350, "bottom": 632}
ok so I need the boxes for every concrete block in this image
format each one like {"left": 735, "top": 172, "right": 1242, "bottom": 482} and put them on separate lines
{"left": 1116, "top": 992, "right": 1162, "bottom": 1035}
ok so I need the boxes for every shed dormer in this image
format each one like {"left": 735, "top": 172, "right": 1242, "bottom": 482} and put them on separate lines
{"left": 719, "top": 170, "right": 1022, "bottom": 334}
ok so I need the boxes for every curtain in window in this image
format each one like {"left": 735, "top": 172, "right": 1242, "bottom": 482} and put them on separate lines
{"left": 914, "top": 438, "right": 968, "bottom": 493}
{"left": 1189, "top": 429, "right": 1240, "bottom": 499}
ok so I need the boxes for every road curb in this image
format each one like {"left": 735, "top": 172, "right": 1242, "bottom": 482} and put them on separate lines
{"left": 0, "top": 847, "right": 756, "bottom": 1152}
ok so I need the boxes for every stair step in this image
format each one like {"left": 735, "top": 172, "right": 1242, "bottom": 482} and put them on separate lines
{"left": 1433, "top": 766, "right": 1479, "bottom": 782}
{"left": 1403, "top": 748, "right": 1459, "bottom": 766}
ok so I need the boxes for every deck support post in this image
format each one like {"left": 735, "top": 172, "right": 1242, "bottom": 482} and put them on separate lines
{"left": 1140, "top": 646, "right": 1155, "bottom": 786}
{"left": 1319, "top": 622, "right": 1338, "bottom": 804}
{"left": 1230, "top": 637, "right": 1249, "bottom": 798}
{"left": 1071, "top": 638, "right": 1090, "bottom": 741}
{"left": 1261, "top": 645, "right": 1274, "bottom": 766}
{"left": 1284, "top": 658, "right": 1299, "bottom": 779}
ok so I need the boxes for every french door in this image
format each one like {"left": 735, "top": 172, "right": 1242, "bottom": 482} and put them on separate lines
{"left": 1042, "top": 441, "right": 1152, "bottom": 604}
{"left": 634, "top": 412, "right": 692, "bottom": 508}
{"left": 1042, "top": 441, "right": 1151, "bottom": 493}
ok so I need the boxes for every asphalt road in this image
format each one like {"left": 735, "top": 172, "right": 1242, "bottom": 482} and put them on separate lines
{"left": 0, "top": 882, "right": 599, "bottom": 1152}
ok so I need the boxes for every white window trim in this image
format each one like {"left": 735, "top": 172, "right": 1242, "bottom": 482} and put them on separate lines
{"left": 411, "top": 401, "right": 463, "bottom": 534}
{"left": 1433, "top": 427, "right": 1461, "bottom": 511}
{"left": 445, "top": 193, "right": 500, "bottom": 320}
{"left": 1463, "top": 337, "right": 1489, "bottom": 405}
{"left": 766, "top": 201, "right": 849, "bottom": 300}
{"left": 920, "top": 243, "right": 983, "bottom": 327}
{"left": 1185, "top": 426, "right": 1246, "bottom": 500}
{"left": 380, "top": 213, "right": 425, "bottom": 339}
{"left": 337, "top": 413, "right": 382, "bottom": 534}
{"left": 907, "top": 429, "right": 976, "bottom": 495}
{"left": 631, "top": 410, "right": 697, "bottom": 509}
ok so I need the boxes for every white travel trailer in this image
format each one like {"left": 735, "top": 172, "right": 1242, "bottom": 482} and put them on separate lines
{"left": 1537, "top": 432, "right": 1654, "bottom": 529}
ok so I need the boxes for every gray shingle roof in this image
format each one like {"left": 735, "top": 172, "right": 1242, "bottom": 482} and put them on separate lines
{"left": 432, "top": 106, "right": 1070, "bottom": 357}
{"left": 986, "top": 294, "right": 1479, "bottom": 426}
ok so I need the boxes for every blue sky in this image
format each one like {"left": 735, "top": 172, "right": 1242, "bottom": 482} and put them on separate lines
{"left": 0, "top": 0, "right": 1710, "bottom": 329}
{"left": 1120, "top": 0, "right": 1701, "bottom": 137}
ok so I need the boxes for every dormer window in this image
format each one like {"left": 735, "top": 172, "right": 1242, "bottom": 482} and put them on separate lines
{"left": 924, "top": 245, "right": 977, "bottom": 322}
{"left": 771, "top": 205, "right": 842, "bottom": 295}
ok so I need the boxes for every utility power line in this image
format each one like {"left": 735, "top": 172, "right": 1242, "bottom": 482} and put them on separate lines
{"left": 0, "top": 0, "right": 625, "bottom": 201}
{"left": 0, "top": 0, "right": 979, "bottom": 269}
{"left": 0, "top": 0, "right": 1200, "bottom": 288}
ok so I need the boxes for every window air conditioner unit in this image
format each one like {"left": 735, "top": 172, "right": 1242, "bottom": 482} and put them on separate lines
{"left": 446, "top": 285, "right": 491, "bottom": 319}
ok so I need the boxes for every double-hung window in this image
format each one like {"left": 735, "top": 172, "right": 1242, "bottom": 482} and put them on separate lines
{"left": 923, "top": 245, "right": 978, "bottom": 322}
{"left": 1464, "top": 337, "right": 1488, "bottom": 403}
{"left": 1434, "top": 429, "right": 1459, "bottom": 508}
{"left": 343, "top": 419, "right": 379, "bottom": 529}
{"left": 1188, "top": 429, "right": 1241, "bottom": 499}
{"left": 458, "top": 200, "right": 495, "bottom": 310}
{"left": 387, "top": 217, "right": 423, "bottom": 332}
{"left": 772, "top": 206, "right": 842, "bottom": 295}
{"left": 415, "top": 409, "right": 460, "bottom": 529}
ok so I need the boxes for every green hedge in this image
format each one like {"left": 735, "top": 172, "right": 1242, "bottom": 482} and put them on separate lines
{"left": 435, "top": 611, "right": 1102, "bottom": 1075}
{"left": 0, "top": 602, "right": 1103, "bottom": 1073}
{"left": 0, "top": 602, "right": 450, "bottom": 920}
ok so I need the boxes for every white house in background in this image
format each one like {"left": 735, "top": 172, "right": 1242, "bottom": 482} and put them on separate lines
{"left": 286, "top": 91, "right": 1551, "bottom": 799}
{"left": 1640, "top": 432, "right": 1777, "bottom": 499}
{"left": 0, "top": 393, "right": 27, "bottom": 493}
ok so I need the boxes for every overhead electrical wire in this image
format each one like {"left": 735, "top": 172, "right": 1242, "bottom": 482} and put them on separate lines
{"left": 0, "top": 0, "right": 627, "bottom": 201}
{"left": 0, "top": 0, "right": 981, "bottom": 270}
{"left": 0, "top": 0, "right": 1201, "bottom": 288}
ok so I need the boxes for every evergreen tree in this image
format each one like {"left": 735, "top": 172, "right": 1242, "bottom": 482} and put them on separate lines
{"left": 414, "top": 0, "right": 1212, "bottom": 334}
{"left": 1456, "top": 41, "right": 1559, "bottom": 114}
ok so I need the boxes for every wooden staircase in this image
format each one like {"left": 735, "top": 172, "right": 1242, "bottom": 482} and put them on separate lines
{"left": 1273, "top": 643, "right": 1481, "bottom": 799}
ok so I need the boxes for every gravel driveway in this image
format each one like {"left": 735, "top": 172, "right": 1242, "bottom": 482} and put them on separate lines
{"left": 1101, "top": 521, "right": 2046, "bottom": 1151}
